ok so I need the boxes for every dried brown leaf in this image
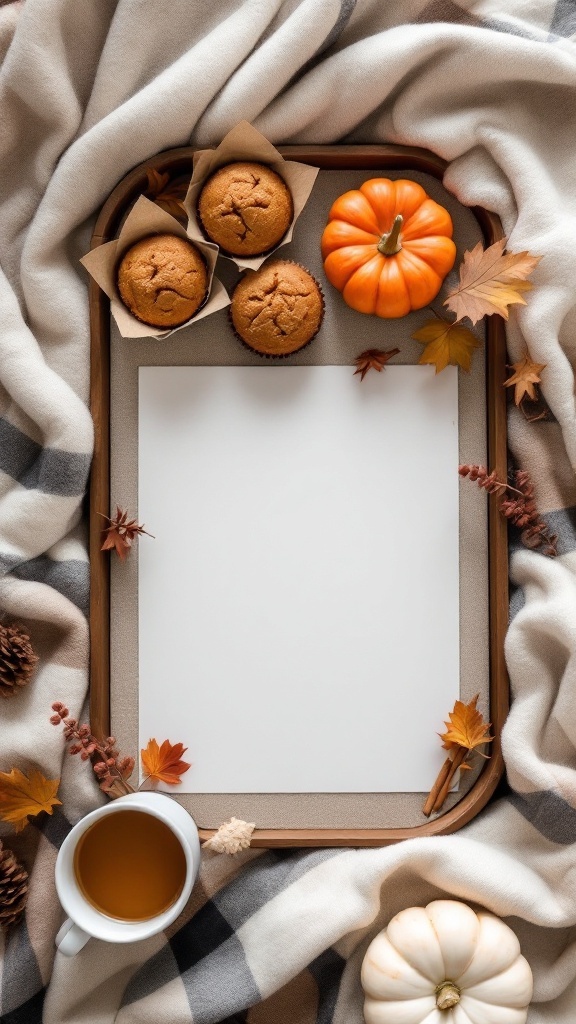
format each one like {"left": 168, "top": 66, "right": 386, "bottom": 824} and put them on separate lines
{"left": 100, "top": 506, "right": 153, "bottom": 561}
{"left": 444, "top": 239, "right": 541, "bottom": 324}
{"left": 504, "top": 355, "right": 546, "bottom": 406}
{"left": 353, "top": 348, "right": 400, "bottom": 381}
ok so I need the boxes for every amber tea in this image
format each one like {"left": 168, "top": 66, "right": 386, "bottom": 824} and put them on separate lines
{"left": 73, "top": 809, "right": 187, "bottom": 921}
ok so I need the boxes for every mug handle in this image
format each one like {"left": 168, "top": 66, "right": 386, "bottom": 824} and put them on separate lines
{"left": 56, "top": 918, "right": 90, "bottom": 956}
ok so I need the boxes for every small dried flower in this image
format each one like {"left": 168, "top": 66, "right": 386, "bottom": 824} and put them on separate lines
{"left": 202, "top": 818, "right": 255, "bottom": 855}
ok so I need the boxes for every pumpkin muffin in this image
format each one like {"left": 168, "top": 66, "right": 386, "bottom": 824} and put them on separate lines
{"left": 198, "top": 162, "right": 293, "bottom": 257}
{"left": 117, "top": 234, "right": 208, "bottom": 328}
{"left": 230, "top": 260, "right": 323, "bottom": 357}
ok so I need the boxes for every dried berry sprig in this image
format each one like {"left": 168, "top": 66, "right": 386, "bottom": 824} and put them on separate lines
{"left": 459, "top": 464, "right": 557, "bottom": 557}
{"left": 458, "top": 464, "right": 513, "bottom": 495}
{"left": 50, "top": 703, "right": 135, "bottom": 797}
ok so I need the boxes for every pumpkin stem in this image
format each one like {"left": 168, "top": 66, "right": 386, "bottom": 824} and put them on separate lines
{"left": 435, "top": 981, "right": 461, "bottom": 1010}
{"left": 377, "top": 215, "right": 403, "bottom": 255}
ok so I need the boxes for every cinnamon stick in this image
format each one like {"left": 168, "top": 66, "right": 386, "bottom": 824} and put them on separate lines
{"left": 432, "top": 747, "right": 468, "bottom": 813}
{"left": 423, "top": 756, "right": 452, "bottom": 817}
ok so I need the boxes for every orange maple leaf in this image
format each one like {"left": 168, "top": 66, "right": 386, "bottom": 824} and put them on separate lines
{"left": 440, "top": 694, "right": 493, "bottom": 754}
{"left": 0, "top": 768, "right": 61, "bottom": 832}
{"left": 141, "top": 739, "right": 191, "bottom": 785}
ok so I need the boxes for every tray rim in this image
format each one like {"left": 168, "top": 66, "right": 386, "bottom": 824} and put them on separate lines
{"left": 89, "top": 143, "right": 509, "bottom": 848}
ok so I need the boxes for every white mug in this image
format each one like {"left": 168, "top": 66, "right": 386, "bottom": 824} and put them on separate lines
{"left": 55, "top": 791, "right": 201, "bottom": 956}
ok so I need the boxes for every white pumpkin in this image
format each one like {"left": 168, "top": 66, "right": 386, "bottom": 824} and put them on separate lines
{"left": 361, "top": 900, "right": 533, "bottom": 1024}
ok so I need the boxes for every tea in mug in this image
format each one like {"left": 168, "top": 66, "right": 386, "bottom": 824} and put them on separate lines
{"left": 73, "top": 809, "right": 187, "bottom": 921}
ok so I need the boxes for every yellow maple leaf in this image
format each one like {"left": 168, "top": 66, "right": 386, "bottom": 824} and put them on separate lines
{"left": 141, "top": 739, "right": 191, "bottom": 785}
{"left": 440, "top": 695, "right": 493, "bottom": 753}
{"left": 413, "top": 319, "right": 481, "bottom": 374}
{"left": 0, "top": 768, "right": 61, "bottom": 832}
{"left": 444, "top": 239, "right": 541, "bottom": 324}
{"left": 504, "top": 354, "right": 546, "bottom": 406}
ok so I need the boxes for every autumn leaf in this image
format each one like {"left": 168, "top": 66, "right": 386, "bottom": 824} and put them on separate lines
{"left": 424, "top": 695, "right": 493, "bottom": 817}
{"left": 440, "top": 694, "right": 493, "bottom": 753}
{"left": 413, "top": 319, "right": 481, "bottom": 374}
{"left": 504, "top": 355, "right": 546, "bottom": 406}
{"left": 353, "top": 348, "right": 400, "bottom": 381}
{"left": 0, "top": 768, "right": 61, "bottom": 832}
{"left": 444, "top": 239, "right": 541, "bottom": 324}
{"left": 145, "top": 168, "right": 187, "bottom": 220}
{"left": 100, "top": 506, "right": 153, "bottom": 561}
{"left": 141, "top": 739, "right": 191, "bottom": 785}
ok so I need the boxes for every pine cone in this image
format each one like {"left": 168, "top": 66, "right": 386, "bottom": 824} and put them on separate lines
{"left": 0, "top": 840, "right": 28, "bottom": 931}
{"left": 0, "top": 623, "right": 38, "bottom": 698}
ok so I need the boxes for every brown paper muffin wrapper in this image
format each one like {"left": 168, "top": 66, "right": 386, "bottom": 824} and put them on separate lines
{"left": 80, "top": 195, "right": 230, "bottom": 339}
{"left": 229, "top": 260, "right": 325, "bottom": 359}
{"left": 184, "top": 121, "right": 319, "bottom": 272}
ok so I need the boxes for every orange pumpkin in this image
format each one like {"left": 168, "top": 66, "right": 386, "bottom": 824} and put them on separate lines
{"left": 321, "top": 179, "right": 456, "bottom": 318}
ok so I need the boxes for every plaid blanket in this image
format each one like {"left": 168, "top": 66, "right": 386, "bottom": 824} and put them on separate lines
{"left": 2, "top": 1, "right": 576, "bottom": 1021}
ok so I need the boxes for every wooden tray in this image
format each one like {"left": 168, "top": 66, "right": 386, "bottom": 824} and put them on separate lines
{"left": 89, "top": 144, "right": 508, "bottom": 847}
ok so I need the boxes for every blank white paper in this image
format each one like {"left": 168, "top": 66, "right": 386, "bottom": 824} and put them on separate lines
{"left": 138, "top": 365, "right": 459, "bottom": 793}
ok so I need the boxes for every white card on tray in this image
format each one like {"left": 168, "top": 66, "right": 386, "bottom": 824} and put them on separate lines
{"left": 138, "top": 364, "right": 459, "bottom": 793}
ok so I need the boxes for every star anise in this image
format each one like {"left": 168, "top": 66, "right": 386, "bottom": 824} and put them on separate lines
{"left": 353, "top": 348, "right": 400, "bottom": 381}
{"left": 99, "top": 506, "right": 154, "bottom": 561}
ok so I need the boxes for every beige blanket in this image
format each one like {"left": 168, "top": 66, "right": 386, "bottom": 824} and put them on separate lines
{"left": 1, "top": 1, "right": 576, "bottom": 1021}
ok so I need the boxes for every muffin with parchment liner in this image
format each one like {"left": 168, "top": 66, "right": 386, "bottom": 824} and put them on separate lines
{"left": 117, "top": 233, "right": 208, "bottom": 328}
{"left": 198, "top": 162, "right": 293, "bottom": 257}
